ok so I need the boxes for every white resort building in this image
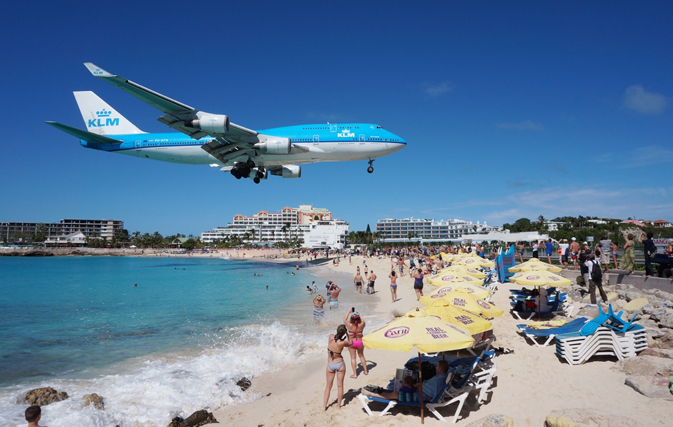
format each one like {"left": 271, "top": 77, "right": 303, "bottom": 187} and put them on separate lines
{"left": 201, "top": 205, "right": 349, "bottom": 249}
{"left": 376, "top": 217, "right": 498, "bottom": 242}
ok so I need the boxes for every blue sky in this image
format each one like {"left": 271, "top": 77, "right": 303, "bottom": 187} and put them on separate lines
{"left": 1, "top": 1, "right": 672, "bottom": 235}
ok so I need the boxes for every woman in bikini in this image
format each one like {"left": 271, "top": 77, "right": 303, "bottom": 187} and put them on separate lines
{"left": 324, "top": 324, "right": 352, "bottom": 410}
{"left": 389, "top": 269, "right": 398, "bottom": 303}
{"left": 344, "top": 308, "right": 368, "bottom": 379}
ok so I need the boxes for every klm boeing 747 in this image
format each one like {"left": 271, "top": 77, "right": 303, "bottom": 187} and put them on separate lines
{"left": 46, "top": 63, "right": 406, "bottom": 183}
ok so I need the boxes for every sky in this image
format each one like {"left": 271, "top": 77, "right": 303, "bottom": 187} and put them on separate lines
{"left": 1, "top": 1, "right": 672, "bottom": 235}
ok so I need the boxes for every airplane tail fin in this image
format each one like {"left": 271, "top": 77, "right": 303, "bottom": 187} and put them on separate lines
{"left": 73, "top": 91, "right": 145, "bottom": 135}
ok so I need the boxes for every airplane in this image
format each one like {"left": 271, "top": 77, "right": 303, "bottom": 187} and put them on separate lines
{"left": 46, "top": 63, "right": 406, "bottom": 184}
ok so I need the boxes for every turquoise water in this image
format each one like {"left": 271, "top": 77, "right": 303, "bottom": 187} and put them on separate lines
{"left": 0, "top": 256, "right": 336, "bottom": 426}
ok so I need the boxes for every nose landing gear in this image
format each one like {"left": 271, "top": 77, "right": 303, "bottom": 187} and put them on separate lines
{"left": 367, "top": 158, "right": 375, "bottom": 173}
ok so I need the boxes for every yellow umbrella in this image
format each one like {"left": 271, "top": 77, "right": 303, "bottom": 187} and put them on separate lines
{"left": 453, "top": 256, "right": 495, "bottom": 268}
{"left": 508, "top": 262, "right": 562, "bottom": 273}
{"left": 420, "top": 283, "right": 490, "bottom": 303}
{"left": 425, "top": 289, "right": 504, "bottom": 318}
{"left": 437, "top": 265, "right": 487, "bottom": 279}
{"left": 362, "top": 309, "right": 475, "bottom": 423}
{"left": 427, "top": 273, "right": 484, "bottom": 287}
{"left": 420, "top": 305, "right": 492, "bottom": 335}
{"left": 509, "top": 270, "right": 572, "bottom": 287}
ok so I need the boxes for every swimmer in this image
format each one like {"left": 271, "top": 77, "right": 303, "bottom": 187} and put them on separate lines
{"left": 133, "top": 283, "right": 138, "bottom": 287}
{"left": 344, "top": 308, "right": 367, "bottom": 378}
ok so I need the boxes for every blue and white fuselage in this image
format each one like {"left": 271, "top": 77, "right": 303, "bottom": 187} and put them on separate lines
{"left": 79, "top": 124, "right": 406, "bottom": 167}
{"left": 47, "top": 63, "right": 406, "bottom": 183}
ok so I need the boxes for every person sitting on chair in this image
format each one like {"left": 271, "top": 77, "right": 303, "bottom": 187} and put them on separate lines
{"left": 361, "top": 360, "right": 449, "bottom": 402}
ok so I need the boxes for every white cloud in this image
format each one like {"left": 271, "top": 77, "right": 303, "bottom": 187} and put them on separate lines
{"left": 421, "top": 81, "right": 454, "bottom": 97}
{"left": 619, "top": 146, "right": 673, "bottom": 168}
{"left": 496, "top": 121, "right": 543, "bottom": 131}
{"left": 623, "top": 84, "right": 668, "bottom": 114}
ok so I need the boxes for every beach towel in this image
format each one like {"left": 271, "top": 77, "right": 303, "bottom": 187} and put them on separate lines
{"left": 496, "top": 244, "right": 516, "bottom": 283}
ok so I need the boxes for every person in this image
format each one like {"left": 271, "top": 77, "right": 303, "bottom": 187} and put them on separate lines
{"left": 306, "top": 285, "right": 313, "bottom": 294}
{"left": 412, "top": 268, "right": 424, "bottom": 301}
{"left": 313, "top": 294, "right": 326, "bottom": 321}
{"left": 570, "top": 237, "right": 580, "bottom": 270}
{"left": 323, "top": 324, "right": 353, "bottom": 410}
{"left": 364, "top": 264, "right": 369, "bottom": 278}
{"left": 544, "top": 239, "right": 553, "bottom": 264}
{"left": 397, "top": 256, "right": 405, "bottom": 276}
{"left": 367, "top": 270, "right": 377, "bottom": 294}
{"left": 639, "top": 231, "right": 656, "bottom": 277}
{"left": 516, "top": 241, "right": 524, "bottom": 263}
{"left": 344, "top": 308, "right": 368, "bottom": 379}
{"left": 25, "top": 405, "right": 43, "bottom": 427}
{"left": 389, "top": 269, "right": 398, "bottom": 302}
{"left": 328, "top": 283, "right": 341, "bottom": 309}
{"left": 532, "top": 241, "right": 539, "bottom": 259}
{"left": 599, "top": 235, "right": 612, "bottom": 273}
{"left": 667, "top": 239, "right": 673, "bottom": 257}
{"left": 579, "top": 247, "right": 590, "bottom": 285}
{"left": 586, "top": 252, "right": 608, "bottom": 304}
{"left": 353, "top": 270, "right": 364, "bottom": 294}
{"left": 619, "top": 233, "right": 636, "bottom": 274}
{"left": 361, "top": 360, "right": 449, "bottom": 403}
{"left": 311, "top": 281, "right": 319, "bottom": 293}
{"left": 610, "top": 241, "right": 619, "bottom": 270}
{"left": 559, "top": 239, "right": 569, "bottom": 269}
{"left": 133, "top": 283, "right": 138, "bottom": 287}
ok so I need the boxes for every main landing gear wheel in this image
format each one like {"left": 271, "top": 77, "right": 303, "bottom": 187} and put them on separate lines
{"left": 253, "top": 177, "right": 261, "bottom": 184}
{"left": 367, "top": 158, "right": 375, "bottom": 173}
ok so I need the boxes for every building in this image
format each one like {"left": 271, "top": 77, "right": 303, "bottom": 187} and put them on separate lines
{"left": 653, "top": 219, "right": 672, "bottom": 228}
{"left": 376, "top": 218, "right": 498, "bottom": 241}
{"left": 200, "top": 205, "right": 349, "bottom": 249}
{"left": 1, "top": 218, "right": 126, "bottom": 244}
{"left": 45, "top": 232, "right": 87, "bottom": 247}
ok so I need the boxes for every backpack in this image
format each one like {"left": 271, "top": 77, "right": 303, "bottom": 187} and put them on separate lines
{"left": 590, "top": 261, "right": 602, "bottom": 283}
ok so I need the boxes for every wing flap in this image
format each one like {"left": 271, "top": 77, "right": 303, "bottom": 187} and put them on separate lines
{"left": 45, "top": 121, "right": 122, "bottom": 145}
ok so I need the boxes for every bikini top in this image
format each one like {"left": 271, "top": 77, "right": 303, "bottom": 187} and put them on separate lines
{"left": 328, "top": 336, "right": 342, "bottom": 358}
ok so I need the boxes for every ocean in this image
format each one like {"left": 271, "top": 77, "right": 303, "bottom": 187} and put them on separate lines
{"left": 0, "top": 256, "right": 377, "bottom": 427}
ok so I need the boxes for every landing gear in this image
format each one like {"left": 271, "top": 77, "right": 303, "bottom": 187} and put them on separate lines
{"left": 231, "top": 160, "right": 266, "bottom": 184}
{"left": 367, "top": 158, "right": 375, "bottom": 173}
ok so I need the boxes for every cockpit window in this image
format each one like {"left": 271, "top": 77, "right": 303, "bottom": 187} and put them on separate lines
{"left": 376, "top": 126, "right": 382, "bottom": 129}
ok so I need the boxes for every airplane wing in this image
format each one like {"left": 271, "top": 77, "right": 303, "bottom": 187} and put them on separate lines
{"left": 83, "top": 63, "right": 258, "bottom": 163}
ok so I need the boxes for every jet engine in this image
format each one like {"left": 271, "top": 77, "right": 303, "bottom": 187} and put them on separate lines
{"left": 191, "top": 114, "right": 230, "bottom": 134}
{"left": 281, "top": 165, "right": 301, "bottom": 178}
{"left": 253, "top": 139, "right": 291, "bottom": 154}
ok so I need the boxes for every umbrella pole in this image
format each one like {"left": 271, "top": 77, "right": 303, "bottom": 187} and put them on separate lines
{"left": 418, "top": 351, "right": 424, "bottom": 424}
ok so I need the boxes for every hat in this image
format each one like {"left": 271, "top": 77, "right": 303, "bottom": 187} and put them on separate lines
{"left": 583, "top": 242, "right": 588, "bottom": 245}
{"left": 571, "top": 237, "right": 576, "bottom": 241}
{"left": 351, "top": 311, "right": 361, "bottom": 320}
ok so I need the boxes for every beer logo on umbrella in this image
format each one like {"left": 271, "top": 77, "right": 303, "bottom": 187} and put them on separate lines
{"left": 477, "top": 300, "right": 491, "bottom": 309}
{"left": 384, "top": 326, "right": 410, "bottom": 338}
{"left": 526, "top": 275, "right": 541, "bottom": 280}
{"left": 441, "top": 275, "right": 457, "bottom": 281}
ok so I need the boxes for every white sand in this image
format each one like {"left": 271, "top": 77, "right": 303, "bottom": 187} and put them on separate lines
{"left": 210, "top": 255, "right": 672, "bottom": 426}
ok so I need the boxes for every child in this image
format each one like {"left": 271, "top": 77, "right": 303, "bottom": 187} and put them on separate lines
{"left": 25, "top": 406, "right": 44, "bottom": 427}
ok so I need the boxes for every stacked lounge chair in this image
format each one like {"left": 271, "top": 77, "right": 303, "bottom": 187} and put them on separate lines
{"left": 555, "top": 304, "right": 647, "bottom": 365}
{"left": 516, "top": 317, "right": 589, "bottom": 347}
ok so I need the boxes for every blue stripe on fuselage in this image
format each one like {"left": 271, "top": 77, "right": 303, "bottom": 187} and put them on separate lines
{"left": 79, "top": 123, "right": 406, "bottom": 152}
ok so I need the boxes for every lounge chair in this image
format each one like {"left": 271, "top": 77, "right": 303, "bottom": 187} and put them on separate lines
{"left": 556, "top": 324, "right": 647, "bottom": 365}
{"left": 516, "top": 317, "right": 589, "bottom": 347}
{"left": 511, "top": 296, "right": 562, "bottom": 320}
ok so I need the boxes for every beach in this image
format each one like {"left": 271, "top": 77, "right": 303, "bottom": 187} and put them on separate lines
{"left": 210, "top": 255, "right": 672, "bottom": 426}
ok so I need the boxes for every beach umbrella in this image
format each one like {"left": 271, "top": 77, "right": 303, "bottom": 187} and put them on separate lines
{"left": 421, "top": 283, "right": 491, "bottom": 302}
{"left": 362, "top": 309, "right": 475, "bottom": 423}
{"left": 437, "top": 265, "right": 487, "bottom": 279}
{"left": 508, "top": 261, "right": 562, "bottom": 273}
{"left": 509, "top": 271, "right": 572, "bottom": 287}
{"left": 424, "top": 289, "right": 504, "bottom": 318}
{"left": 509, "top": 271, "right": 572, "bottom": 320}
{"left": 427, "top": 273, "right": 484, "bottom": 287}
{"left": 420, "top": 305, "right": 493, "bottom": 335}
{"left": 452, "top": 256, "right": 495, "bottom": 268}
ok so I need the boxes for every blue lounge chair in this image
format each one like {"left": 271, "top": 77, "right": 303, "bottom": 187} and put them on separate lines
{"left": 516, "top": 317, "right": 589, "bottom": 347}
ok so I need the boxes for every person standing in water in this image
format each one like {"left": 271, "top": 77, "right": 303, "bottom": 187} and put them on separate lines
{"left": 353, "top": 270, "right": 364, "bottom": 294}
{"left": 344, "top": 308, "right": 368, "bottom": 379}
{"left": 313, "top": 295, "right": 326, "bottom": 322}
{"left": 324, "top": 324, "right": 352, "bottom": 410}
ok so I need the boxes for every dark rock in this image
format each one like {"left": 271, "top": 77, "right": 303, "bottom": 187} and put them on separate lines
{"left": 168, "top": 410, "right": 218, "bottom": 427}
{"left": 624, "top": 375, "right": 673, "bottom": 400}
{"left": 466, "top": 414, "right": 513, "bottom": 427}
{"left": 25, "top": 387, "right": 68, "bottom": 406}
{"left": 651, "top": 330, "right": 673, "bottom": 350}
{"left": 83, "top": 393, "right": 104, "bottom": 410}
{"left": 545, "top": 408, "right": 639, "bottom": 426}
{"left": 236, "top": 377, "right": 252, "bottom": 391}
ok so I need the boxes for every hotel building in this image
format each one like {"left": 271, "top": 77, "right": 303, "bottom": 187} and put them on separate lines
{"left": 1, "top": 219, "right": 126, "bottom": 243}
{"left": 376, "top": 218, "right": 497, "bottom": 241}
{"left": 201, "top": 205, "right": 349, "bottom": 249}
